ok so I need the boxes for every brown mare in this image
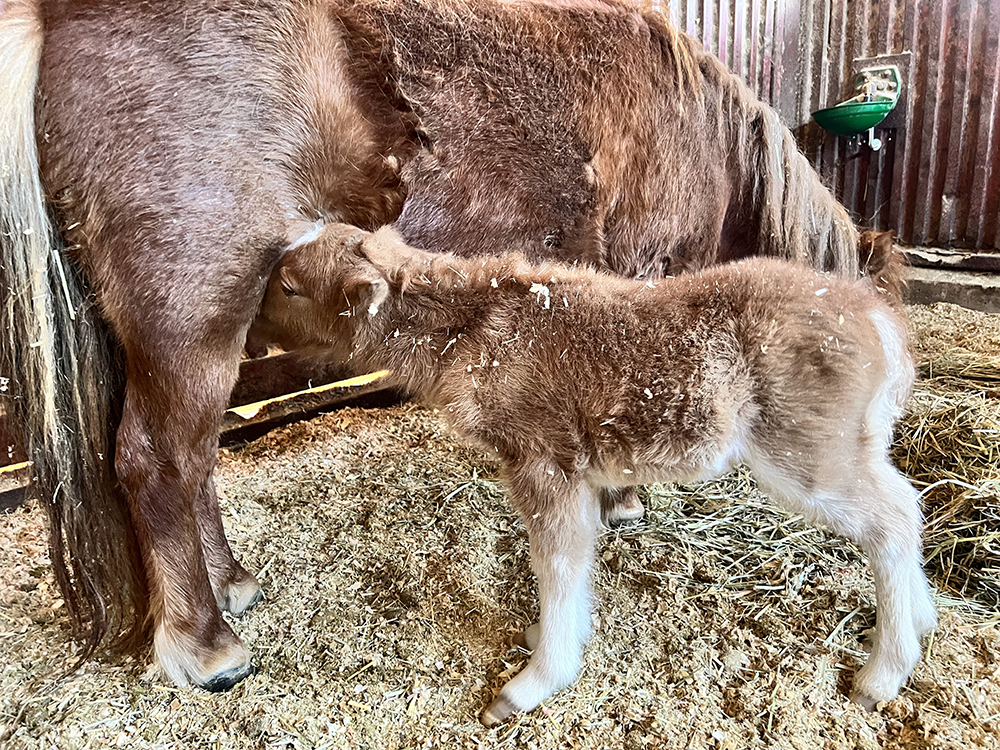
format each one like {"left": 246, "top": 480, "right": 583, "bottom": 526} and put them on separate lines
{"left": 1, "top": 0, "right": 859, "bottom": 693}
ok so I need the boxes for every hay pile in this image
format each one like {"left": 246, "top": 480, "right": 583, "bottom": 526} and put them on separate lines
{"left": 898, "top": 304, "right": 1000, "bottom": 612}
{"left": 0, "top": 302, "right": 998, "bottom": 750}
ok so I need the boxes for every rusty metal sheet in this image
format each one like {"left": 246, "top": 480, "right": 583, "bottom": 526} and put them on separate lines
{"left": 653, "top": 0, "right": 1000, "bottom": 251}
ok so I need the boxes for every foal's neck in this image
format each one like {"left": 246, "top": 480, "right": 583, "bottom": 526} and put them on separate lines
{"left": 351, "top": 252, "right": 584, "bottom": 397}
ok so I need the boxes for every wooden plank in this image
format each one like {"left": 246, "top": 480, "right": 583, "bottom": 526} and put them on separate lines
{"left": 733, "top": 0, "right": 746, "bottom": 78}
{"left": 229, "top": 352, "right": 356, "bottom": 408}
{"left": 906, "top": 266, "right": 1000, "bottom": 314}
{"left": 947, "top": 0, "right": 985, "bottom": 245}
{"left": 841, "top": 0, "right": 869, "bottom": 219}
{"left": 775, "top": 0, "right": 803, "bottom": 125}
{"left": 749, "top": 0, "right": 762, "bottom": 97}
{"left": 927, "top": 0, "right": 974, "bottom": 247}
{"left": 968, "top": 0, "right": 1000, "bottom": 246}
{"left": 719, "top": 0, "right": 730, "bottom": 68}
{"left": 870, "top": 128, "right": 897, "bottom": 228}
{"left": 905, "top": 247, "right": 1000, "bottom": 272}
{"left": 822, "top": 0, "right": 848, "bottom": 195}
{"left": 761, "top": 0, "right": 776, "bottom": 103}
{"left": 227, "top": 371, "right": 390, "bottom": 421}
{"left": 702, "top": 0, "right": 715, "bottom": 56}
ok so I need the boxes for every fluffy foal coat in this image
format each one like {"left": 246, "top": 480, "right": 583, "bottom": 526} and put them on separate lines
{"left": 254, "top": 225, "right": 935, "bottom": 725}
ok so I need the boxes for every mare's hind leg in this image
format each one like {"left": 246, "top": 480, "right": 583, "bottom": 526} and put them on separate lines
{"left": 748, "top": 452, "right": 932, "bottom": 708}
{"left": 117, "top": 333, "right": 257, "bottom": 690}
{"left": 107, "top": 226, "right": 279, "bottom": 689}
{"left": 195, "top": 475, "right": 262, "bottom": 615}
{"left": 599, "top": 487, "right": 645, "bottom": 528}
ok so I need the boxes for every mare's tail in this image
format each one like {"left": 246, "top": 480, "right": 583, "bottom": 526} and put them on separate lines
{"left": 0, "top": 0, "right": 149, "bottom": 662}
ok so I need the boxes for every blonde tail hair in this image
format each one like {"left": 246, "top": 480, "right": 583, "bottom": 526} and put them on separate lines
{"left": 0, "top": 0, "right": 149, "bottom": 663}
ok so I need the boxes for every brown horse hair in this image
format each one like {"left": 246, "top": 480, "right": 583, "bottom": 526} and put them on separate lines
{"left": 692, "top": 44, "right": 859, "bottom": 275}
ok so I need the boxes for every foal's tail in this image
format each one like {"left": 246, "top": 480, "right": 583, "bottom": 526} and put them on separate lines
{"left": 0, "top": 0, "right": 149, "bottom": 661}
{"left": 859, "top": 229, "right": 907, "bottom": 307}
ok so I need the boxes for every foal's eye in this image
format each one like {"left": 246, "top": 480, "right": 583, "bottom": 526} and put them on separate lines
{"left": 280, "top": 279, "right": 299, "bottom": 297}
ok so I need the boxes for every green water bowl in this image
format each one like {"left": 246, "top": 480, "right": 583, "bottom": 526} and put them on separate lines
{"left": 812, "top": 100, "right": 895, "bottom": 137}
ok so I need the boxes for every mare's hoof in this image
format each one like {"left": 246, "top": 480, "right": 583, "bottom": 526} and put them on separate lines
{"left": 220, "top": 573, "right": 263, "bottom": 616}
{"left": 481, "top": 695, "right": 519, "bottom": 727}
{"left": 201, "top": 662, "right": 256, "bottom": 693}
{"left": 240, "top": 585, "right": 265, "bottom": 614}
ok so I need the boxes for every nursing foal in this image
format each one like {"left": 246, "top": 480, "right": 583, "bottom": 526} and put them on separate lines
{"left": 253, "top": 225, "right": 935, "bottom": 725}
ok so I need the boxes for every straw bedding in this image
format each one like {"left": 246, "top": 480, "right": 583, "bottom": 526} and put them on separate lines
{"left": 1, "top": 302, "right": 998, "bottom": 749}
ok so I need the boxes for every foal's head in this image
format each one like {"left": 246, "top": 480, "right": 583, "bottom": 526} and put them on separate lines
{"left": 254, "top": 223, "right": 391, "bottom": 356}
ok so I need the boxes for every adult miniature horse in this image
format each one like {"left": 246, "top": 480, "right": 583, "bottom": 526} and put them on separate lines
{"left": 0, "top": 0, "right": 858, "bottom": 690}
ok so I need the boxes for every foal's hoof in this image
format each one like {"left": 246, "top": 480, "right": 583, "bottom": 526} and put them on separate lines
{"left": 600, "top": 488, "right": 645, "bottom": 529}
{"left": 481, "top": 695, "right": 519, "bottom": 727}
{"left": 849, "top": 691, "right": 880, "bottom": 712}
{"left": 201, "top": 662, "right": 257, "bottom": 693}
{"left": 512, "top": 623, "right": 541, "bottom": 651}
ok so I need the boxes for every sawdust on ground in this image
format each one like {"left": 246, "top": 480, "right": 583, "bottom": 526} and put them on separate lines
{"left": 1, "top": 303, "right": 998, "bottom": 750}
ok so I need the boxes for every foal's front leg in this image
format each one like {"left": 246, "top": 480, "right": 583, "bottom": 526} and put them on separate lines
{"left": 482, "top": 466, "right": 600, "bottom": 726}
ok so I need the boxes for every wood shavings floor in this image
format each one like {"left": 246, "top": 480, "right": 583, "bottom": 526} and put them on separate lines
{"left": 1, "top": 303, "right": 998, "bottom": 750}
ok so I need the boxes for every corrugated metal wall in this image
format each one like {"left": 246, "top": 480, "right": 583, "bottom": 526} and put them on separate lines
{"left": 649, "top": 0, "right": 1000, "bottom": 252}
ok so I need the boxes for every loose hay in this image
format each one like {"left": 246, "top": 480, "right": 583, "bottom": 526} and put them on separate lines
{"left": 900, "top": 304, "right": 1000, "bottom": 613}
{"left": 1, "top": 302, "right": 998, "bottom": 749}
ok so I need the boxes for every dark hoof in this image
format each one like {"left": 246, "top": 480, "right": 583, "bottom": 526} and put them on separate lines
{"left": 201, "top": 663, "right": 256, "bottom": 693}
{"left": 604, "top": 514, "right": 642, "bottom": 530}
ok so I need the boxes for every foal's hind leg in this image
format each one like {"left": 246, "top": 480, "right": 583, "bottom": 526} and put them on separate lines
{"left": 749, "top": 453, "right": 931, "bottom": 708}
{"left": 195, "top": 475, "right": 262, "bottom": 615}
{"left": 847, "top": 465, "right": 933, "bottom": 708}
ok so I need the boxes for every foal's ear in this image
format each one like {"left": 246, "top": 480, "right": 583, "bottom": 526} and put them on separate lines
{"left": 346, "top": 269, "right": 389, "bottom": 316}
{"left": 360, "top": 276, "right": 389, "bottom": 316}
